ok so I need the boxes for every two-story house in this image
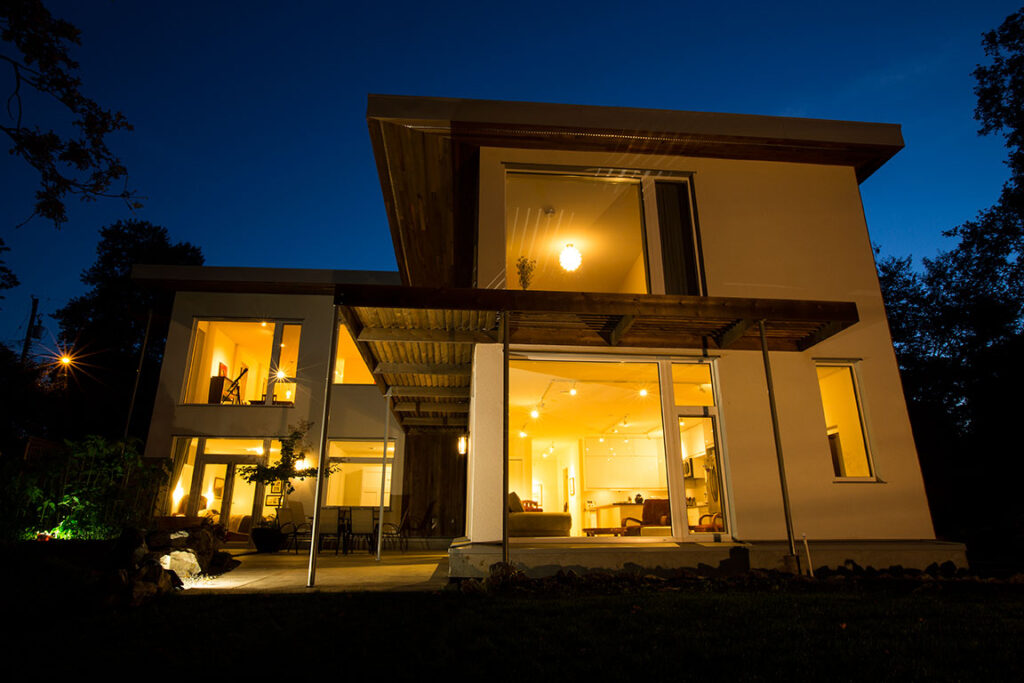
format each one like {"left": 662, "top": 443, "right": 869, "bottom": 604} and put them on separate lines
{"left": 138, "top": 95, "right": 966, "bottom": 578}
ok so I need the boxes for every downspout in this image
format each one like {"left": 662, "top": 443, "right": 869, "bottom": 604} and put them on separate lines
{"left": 501, "top": 311, "right": 510, "bottom": 566}
{"left": 758, "top": 319, "right": 800, "bottom": 574}
{"left": 375, "top": 388, "right": 392, "bottom": 561}
{"left": 307, "top": 304, "right": 340, "bottom": 588}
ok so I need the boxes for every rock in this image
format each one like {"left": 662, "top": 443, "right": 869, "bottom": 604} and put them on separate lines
{"left": 206, "top": 551, "right": 240, "bottom": 575}
{"left": 159, "top": 549, "right": 202, "bottom": 579}
{"left": 146, "top": 530, "right": 172, "bottom": 550}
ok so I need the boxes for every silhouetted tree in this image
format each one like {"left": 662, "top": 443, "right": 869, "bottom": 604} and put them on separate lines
{"left": 1, "top": 0, "right": 139, "bottom": 229}
{"left": 53, "top": 220, "right": 203, "bottom": 441}
{"left": 878, "top": 6, "right": 1024, "bottom": 572}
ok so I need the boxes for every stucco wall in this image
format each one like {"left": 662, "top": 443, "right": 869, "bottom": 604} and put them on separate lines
{"left": 471, "top": 147, "right": 935, "bottom": 542}
{"left": 145, "top": 291, "right": 403, "bottom": 516}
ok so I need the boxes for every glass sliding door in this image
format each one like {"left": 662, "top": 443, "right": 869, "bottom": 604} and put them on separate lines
{"left": 508, "top": 357, "right": 669, "bottom": 538}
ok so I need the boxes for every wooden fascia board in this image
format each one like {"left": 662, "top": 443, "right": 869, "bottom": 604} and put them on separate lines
{"left": 335, "top": 284, "right": 858, "bottom": 325}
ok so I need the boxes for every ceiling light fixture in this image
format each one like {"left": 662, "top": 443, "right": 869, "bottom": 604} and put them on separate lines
{"left": 559, "top": 243, "right": 582, "bottom": 272}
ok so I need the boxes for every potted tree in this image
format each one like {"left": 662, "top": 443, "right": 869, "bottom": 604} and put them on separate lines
{"left": 238, "top": 422, "right": 322, "bottom": 552}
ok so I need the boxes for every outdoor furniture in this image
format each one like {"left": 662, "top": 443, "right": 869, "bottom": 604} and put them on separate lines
{"left": 278, "top": 503, "right": 312, "bottom": 553}
{"left": 317, "top": 507, "right": 342, "bottom": 554}
{"left": 346, "top": 508, "right": 376, "bottom": 553}
{"left": 381, "top": 509, "right": 409, "bottom": 552}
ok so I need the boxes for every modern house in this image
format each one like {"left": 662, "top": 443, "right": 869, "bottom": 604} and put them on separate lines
{"left": 138, "top": 94, "right": 966, "bottom": 577}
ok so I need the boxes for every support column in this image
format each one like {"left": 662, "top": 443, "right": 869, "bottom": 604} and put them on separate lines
{"left": 501, "top": 311, "right": 510, "bottom": 566}
{"left": 375, "top": 389, "right": 392, "bottom": 561}
{"left": 758, "top": 319, "right": 800, "bottom": 573}
{"left": 307, "top": 305, "right": 340, "bottom": 587}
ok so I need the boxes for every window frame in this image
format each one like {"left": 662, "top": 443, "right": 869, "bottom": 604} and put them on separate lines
{"left": 501, "top": 164, "right": 705, "bottom": 296}
{"left": 180, "top": 317, "right": 302, "bottom": 407}
{"left": 506, "top": 350, "right": 725, "bottom": 542}
{"left": 325, "top": 438, "right": 398, "bottom": 510}
{"left": 813, "top": 359, "right": 879, "bottom": 483}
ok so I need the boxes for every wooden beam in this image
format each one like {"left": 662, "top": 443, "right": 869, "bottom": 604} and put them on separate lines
{"left": 718, "top": 318, "right": 754, "bottom": 349}
{"left": 335, "top": 283, "right": 859, "bottom": 325}
{"left": 393, "top": 402, "right": 470, "bottom": 413}
{"left": 389, "top": 386, "right": 470, "bottom": 398}
{"left": 601, "top": 314, "right": 636, "bottom": 346}
{"left": 373, "top": 362, "right": 471, "bottom": 376}
{"left": 400, "top": 416, "right": 469, "bottom": 427}
{"left": 358, "top": 327, "right": 496, "bottom": 344}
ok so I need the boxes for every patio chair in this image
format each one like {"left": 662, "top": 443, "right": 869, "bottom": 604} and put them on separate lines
{"left": 317, "top": 507, "right": 342, "bottom": 554}
{"left": 381, "top": 509, "right": 409, "bottom": 552}
{"left": 279, "top": 502, "right": 312, "bottom": 553}
{"left": 346, "top": 508, "right": 376, "bottom": 554}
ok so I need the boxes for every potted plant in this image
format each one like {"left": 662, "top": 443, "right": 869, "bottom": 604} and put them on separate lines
{"left": 238, "top": 422, "right": 321, "bottom": 552}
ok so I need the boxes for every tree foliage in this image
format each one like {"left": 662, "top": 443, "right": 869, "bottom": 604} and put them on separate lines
{"left": 877, "top": 7, "right": 1024, "bottom": 569}
{"left": 52, "top": 220, "right": 203, "bottom": 441}
{"left": 1, "top": 0, "right": 138, "bottom": 228}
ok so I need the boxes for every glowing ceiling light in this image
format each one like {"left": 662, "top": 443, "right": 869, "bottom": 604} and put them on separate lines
{"left": 530, "top": 408, "right": 539, "bottom": 419}
{"left": 559, "top": 243, "right": 582, "bottom": 272}
{"left": 276, "top": 369, "right": 287, "bottom": 380}
{"left": 519, "top": 430, "right": 528, "bottom": 438}
{"left": 457, "top": 434, "right": 468, "bottom": 455}
{"left": 638, "top": 388, "right": 648, "bottom": 397}
{"left": 569, "top": 386, "right": 577, "bottom": 396}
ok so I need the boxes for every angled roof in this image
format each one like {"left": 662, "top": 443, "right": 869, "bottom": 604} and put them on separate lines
{"left": 367, "top": 94, "right": 904, "bottom": 288}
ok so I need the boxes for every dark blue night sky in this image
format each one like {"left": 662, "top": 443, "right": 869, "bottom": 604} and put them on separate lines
{"left": 2, "top": 0, "right": 1020, "bottom": 353}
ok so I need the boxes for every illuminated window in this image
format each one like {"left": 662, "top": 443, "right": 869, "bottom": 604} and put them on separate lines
{"left": 505, "top": 171, "right": 702, "bottom": 295}
{"left": 325, "top": 440, "right": 396, "bottom": 507}
{"left": 815, "top": 363, "right": 874, "bottom": 478}
{"left": 182, "top": 320, "right": 301, "bottom": 405}
{"left": 334, "top": 323, "right": 375, "bottom": 384}
{"left": 508, "top": 358, "right": 668, "bottom": 538}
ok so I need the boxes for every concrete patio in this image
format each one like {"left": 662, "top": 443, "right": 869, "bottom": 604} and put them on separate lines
{"left": 185, "top": 550, "right": 450, "bottom": 593}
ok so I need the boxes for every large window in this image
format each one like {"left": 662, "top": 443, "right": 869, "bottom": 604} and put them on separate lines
{"left": 325, "top": 440, "right": 395, "bottom": 507}
{"left": 508, "top": 356, "right": 724, "bottom": 539}
{"left": 815, "top": 363, "right": 874, "bottom": 479}
{"left": 182, "top": 320, "right": 301, "bottom": 405}
{"left": 333, "top": 323, "right": 374, "bottom": 384}
{"left": 504, "top": 170, "right": 702, "bottom": 295}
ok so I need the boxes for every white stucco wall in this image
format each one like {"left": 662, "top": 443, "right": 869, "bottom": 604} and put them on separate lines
{"left": 465, "top": 343, "right": 504, "bottom": 542}
{"left": 145, "top": 291, "right": 403, "bottom": 519}
{"left": 471, "top": 146, "right": 935, "bottom": 542}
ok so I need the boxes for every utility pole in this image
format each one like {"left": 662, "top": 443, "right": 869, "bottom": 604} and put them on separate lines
{"left": 20, "top": 296, "right": 39, "bottom": 363}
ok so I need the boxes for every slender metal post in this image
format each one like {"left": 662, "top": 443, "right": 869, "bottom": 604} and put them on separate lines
{"left": 375, "top": 388, "right": 392, "bottom": 561}
{"left": 307, "top": 305, "right": 340, "bottom": 587}
{"left": 501, "top": 312, "right": 510, "bottom": 565}
{"left": 758, "top": 319, "right": 800, "bottom": 572}
{"left": 122, "top": 308, "right": 153, "bottom": 455}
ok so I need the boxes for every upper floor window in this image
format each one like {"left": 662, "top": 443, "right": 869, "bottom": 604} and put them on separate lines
{"left": 182, "top": 320, "right": 301, "bottom": 405}
{"left": 334, "top": 323, "right": 374, "bottom": 385}
{"left": 504, "top": 170, "right": 703, "bottom": 295}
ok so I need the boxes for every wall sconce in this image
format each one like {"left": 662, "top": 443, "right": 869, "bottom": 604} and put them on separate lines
{"left": 457, "top": 434, "right": 468, "bottom": 455}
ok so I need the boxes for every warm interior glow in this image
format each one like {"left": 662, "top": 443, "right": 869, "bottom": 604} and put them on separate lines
{"left": 334, "top": 323, "right": 374, "bottom": 384}
{"left": 817, "top": 365, "right": 871, "bottom": 477}
{"left": 505, "top": 173, "right": 647, "bottom": 294}
{"left": 559, "top": 243, "right": 582, "bottom": 272}
{"left": 172, "top": 482, "right": 185, "bottom": 510}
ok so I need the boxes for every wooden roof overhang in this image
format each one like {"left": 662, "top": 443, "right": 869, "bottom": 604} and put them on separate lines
{"left": 367, "top": 94, "right": 905, "bottom": 289}
{"left": 335, "top": 283, "right": 859, "bottom": 431}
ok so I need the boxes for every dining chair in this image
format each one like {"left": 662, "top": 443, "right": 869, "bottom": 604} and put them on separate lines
{"left": 347, "top": 508, "right": 376, "bottom": 554}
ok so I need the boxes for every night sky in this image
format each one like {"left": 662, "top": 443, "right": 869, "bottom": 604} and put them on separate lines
{"left": 1, "top": 0, "right": 1020, "bottom": 353}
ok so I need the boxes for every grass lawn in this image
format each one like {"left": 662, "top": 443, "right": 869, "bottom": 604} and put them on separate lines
{"left": 8, "top": 568, "right": 1023, "bottom": 679}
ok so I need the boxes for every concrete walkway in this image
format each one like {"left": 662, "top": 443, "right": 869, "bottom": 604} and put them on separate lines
{"left": 185, "top": 550, "right": 450, "bottom": 593}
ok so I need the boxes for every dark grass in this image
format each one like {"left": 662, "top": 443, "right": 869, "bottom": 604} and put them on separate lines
{"left": 5, "top": 541, "right": 1023, "bottom": 679}
{"left": 8, "top": 578, "right": 1024, "bottom": 678}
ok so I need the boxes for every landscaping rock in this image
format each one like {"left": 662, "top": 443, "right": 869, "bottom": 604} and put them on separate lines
{"left": 159, "top": 549, "right": 202, "bottom": 579}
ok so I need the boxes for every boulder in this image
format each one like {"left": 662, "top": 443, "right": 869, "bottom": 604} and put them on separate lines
{"left": 159, "top": 549, "right": 202, "bottom": 579}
